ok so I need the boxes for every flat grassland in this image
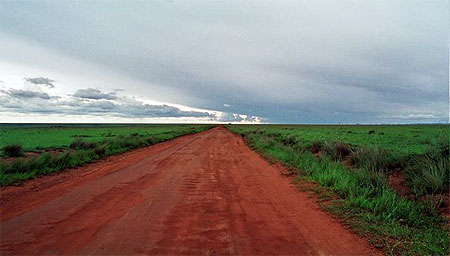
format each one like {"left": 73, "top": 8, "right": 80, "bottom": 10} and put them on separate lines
{"left": 228, "top": 124, "right": 449, "bottom": 255}
{"left": 0, "top": 124, "right": 213, "bottom": 185}
{"left": 0, "top": 124, "right": 212, "bottom": 151}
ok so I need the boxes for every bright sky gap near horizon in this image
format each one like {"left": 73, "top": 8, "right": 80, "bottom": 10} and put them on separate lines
{"left": 0, "top": 0, "right": 448, "bottom": 124}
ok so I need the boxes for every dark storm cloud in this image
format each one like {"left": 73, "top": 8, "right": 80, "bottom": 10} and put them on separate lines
{"left": 0, "top": 0, "right": 448, "bottom": 123}
{"left": 73, "top": 88, "right": 117, "bottom": 100}
{"left": 24, "top": 77, "right": 56, "bottom": 88}
{"left": 7, "top": 88, "right": 51, "bottom": 99}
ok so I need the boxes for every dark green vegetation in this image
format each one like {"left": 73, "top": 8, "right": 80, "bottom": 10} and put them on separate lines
{"left": 227, "top": 124, "right": 449, "bottom": 255}
{"left": 0, "top": 124, "right": 213, "bottom": 185}
{"left": 2, "top": 144, "right": 23, "bottom": 157}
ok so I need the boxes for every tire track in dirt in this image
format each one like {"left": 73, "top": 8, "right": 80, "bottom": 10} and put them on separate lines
{"left": 0, "top": 127, "right": 379, "bottom": 255}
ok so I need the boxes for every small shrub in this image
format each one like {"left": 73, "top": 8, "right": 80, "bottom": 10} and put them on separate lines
{"left": 51, "top": 151, "right": 74, "bottom": 170}
{"left": 310, "top": 141, "right": 322, "bottom": 154}
{"left": 36, "top": 153, "right": 52, "bottom": 169}
{"left": 70, "top": 137, "right": 84, "bottom": 149}
{"left": 70, "top": 138, "right": 98, "bottom": 150}
{"left": 280, "top": 134, "right": 298, "bottom": 146}
{"left": 93, "top": 146, "right": 106, "bottom": 157}
{"left": 0, "top": 161, "right": 8, "bottom": 173}
{"left": 3, "top": 144, "right": 23, "bottom": 157}
{"left": 106, "top": 135, "right": 148, "bottom": 153}
{"left": 146, "top": 137, "right": 160, "bottom": 145}
{"left": 433, "top": 137, "right": 449, "bottom": 157}
{"left": 322, "top": 141, "right": 351, "bottom": 161}
{"left": 5, "top": 158, "right": 29, "bottom": 174}
{"left": 336, "top": 143, "right": 351, "bottom": 157}
{"left": 84, "top": 141, "right": 99, "bottom": 149}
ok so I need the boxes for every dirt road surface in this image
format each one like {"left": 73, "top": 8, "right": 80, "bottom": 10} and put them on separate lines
{"left": 1, "top": 127, "right": 378, "bottom": 255}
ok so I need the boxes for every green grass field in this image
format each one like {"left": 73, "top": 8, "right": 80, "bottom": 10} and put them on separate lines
{"left": 227, "top": 124, "right": 449, "bottom": 255}
{"left": 0, "top": 124, "right": 213, "bottom": 185}
{"left": 232, "top": 124, "right": 448, "bottom": 157}
{"left": 0, "top": 124, "right": 212, "bottom": 152}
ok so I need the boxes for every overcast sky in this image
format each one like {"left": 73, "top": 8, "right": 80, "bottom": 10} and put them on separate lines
{"left": 0, "top": 0, "right": 448, "bottom": 123}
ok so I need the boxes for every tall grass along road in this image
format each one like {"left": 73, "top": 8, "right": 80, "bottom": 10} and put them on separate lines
{"left": 0, "top": 124, "right": 213, "bottom": 185}
{"left": 227, "top": 124, "right": 448, "bottom": 255}
{"left": 0, "top": 126, "right": 378, "bottom": 255}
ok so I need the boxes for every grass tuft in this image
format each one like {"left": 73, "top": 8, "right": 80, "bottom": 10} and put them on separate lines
{"left": 2, "top": 144, "right": 23, "bottom": 157}
{"left": 352, "top": 146, "right": 392, "bottom": 172}
{"left": 310, "top": 140, "right": 322, "bottom": 154}
{"left": 408, "top": 151, "right": 449, "bottom": 197}
{"left": 322, "top": 141, "right": 351, "bottom": 161}
{"left": 70, "top": 137, "right": 98, "bottom": 150}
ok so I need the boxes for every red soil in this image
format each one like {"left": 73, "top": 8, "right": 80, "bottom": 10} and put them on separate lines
{"left": 387, "top": 168, "right": 414, "bottom": 200}
{"left": 0, "top": 127, "right": 379, "bottom": 255}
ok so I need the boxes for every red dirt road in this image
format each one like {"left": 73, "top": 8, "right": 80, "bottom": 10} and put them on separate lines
{"left": 1, "top": 127, "right": 378, "bottom": 255}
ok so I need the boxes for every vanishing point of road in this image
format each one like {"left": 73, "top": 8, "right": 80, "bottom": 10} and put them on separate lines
{"left": 0, "top": 127, "right": 378, "bottom": 255}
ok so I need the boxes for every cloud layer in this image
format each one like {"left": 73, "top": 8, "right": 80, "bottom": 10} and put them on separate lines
{"left": 0, "top": 1, "right": 448, "bottom": 123}
{"left": 73, "top": 88, "right": 117, "bottom": 100}
{"left": 0, "top": 84, "right": 260, "bottom": 123}
{"left": 6, "top": 88, "right": 51, "bottom": 99}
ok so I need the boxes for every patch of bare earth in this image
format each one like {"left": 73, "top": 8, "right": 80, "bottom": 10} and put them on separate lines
{"left": 386, "top": 168, "right": 414, "bottom": 200}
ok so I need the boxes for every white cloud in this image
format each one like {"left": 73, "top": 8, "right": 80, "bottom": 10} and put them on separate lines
{"left": 0, "top": 85, "right": 262, "bottom": 123}
{"left": 393, "top": 114, "right": 438, "bottom": 120}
